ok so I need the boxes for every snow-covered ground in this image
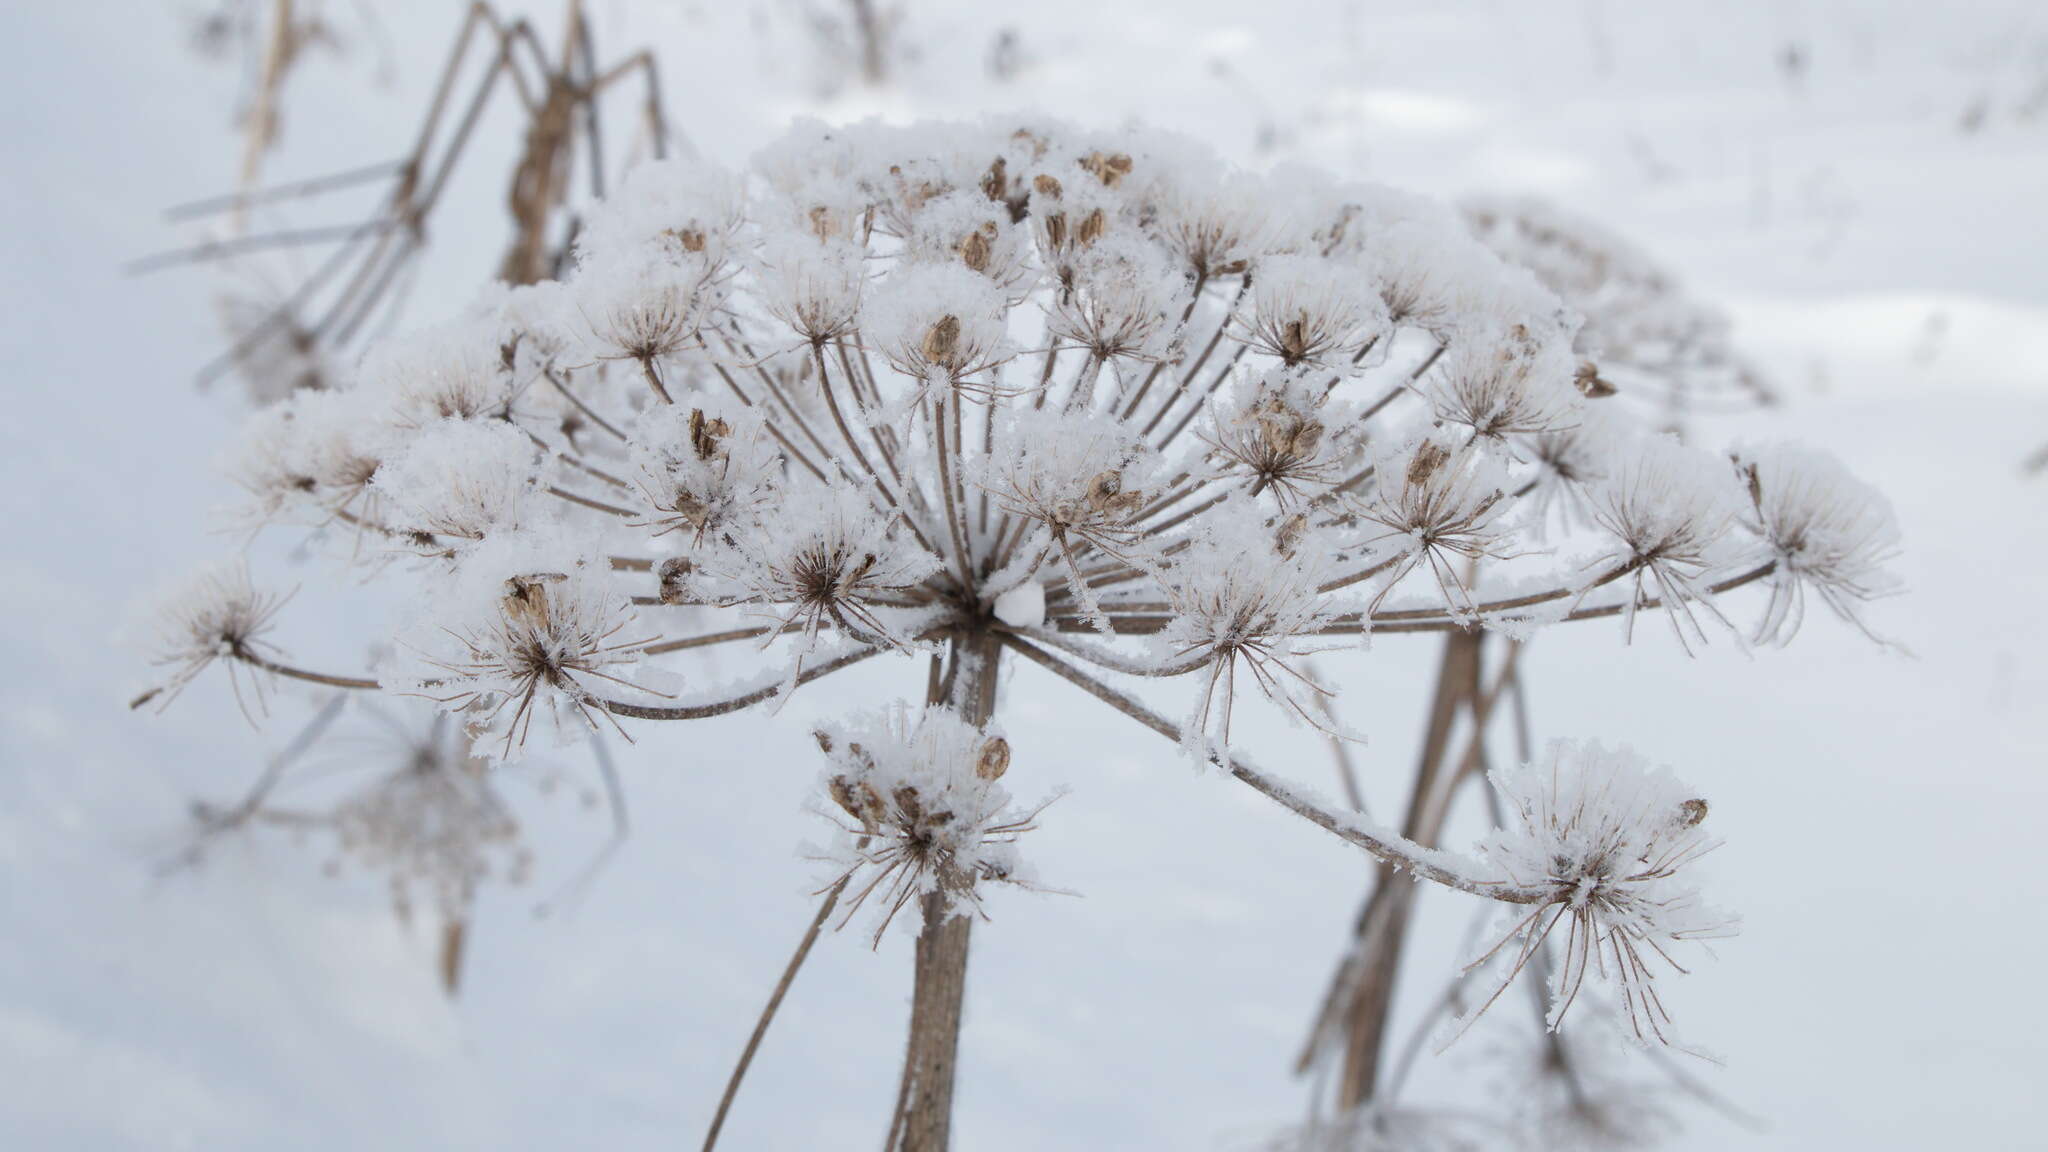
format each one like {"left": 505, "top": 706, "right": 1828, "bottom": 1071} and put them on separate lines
{"left": 3, "top": 1, "right": 2044, "bottom": 1148}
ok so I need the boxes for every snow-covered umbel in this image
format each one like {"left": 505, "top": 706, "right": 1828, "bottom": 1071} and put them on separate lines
{"left": 1463, "top": 196, "right": 1775, "bottom": 427}
{"left": 812, "top": 705, "right": 1042, "bottom": 941}
{"left": 1474, "top": 740, "right": 1735, "bottom": 1046}
{"left": 150, "top": 118, "right": 1901, "bottom": 1079}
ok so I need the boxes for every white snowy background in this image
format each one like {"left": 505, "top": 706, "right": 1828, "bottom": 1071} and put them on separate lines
{"left": 3, "top": 1, "right": 2046, "bottom": 1148}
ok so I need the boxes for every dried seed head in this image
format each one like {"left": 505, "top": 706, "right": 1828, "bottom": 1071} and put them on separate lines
{"left": 975, "top": 736, "right": 1011, "bottom": 781}
{"left": 1677, "top": 798, "right": 1709, "bottom": 828}
{"left": 1033, "top": 173, "right": 1064, "bottom": 200}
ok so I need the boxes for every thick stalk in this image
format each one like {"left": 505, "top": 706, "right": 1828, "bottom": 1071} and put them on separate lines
{"left": 888, "top": 630, "right": 999, "bottom": 1150}
{"left": 1333, "top": 631, "right": 1482, "bottom": 1109}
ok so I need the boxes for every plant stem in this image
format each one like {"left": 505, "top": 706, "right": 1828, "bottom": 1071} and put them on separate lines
{"left": 1334, "top": 630, "right": 1481, "bottom": 1109}
{"left": 888, "top": 630, "right": 998, "bottom": 1150}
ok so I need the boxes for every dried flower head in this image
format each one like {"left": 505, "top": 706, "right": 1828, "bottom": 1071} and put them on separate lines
{"left": 141, "top": 560, "right": 290, "bottom": 714}
{"left": 1469, "top": 740, "right": 1735, "bottom": 1046}
{"left": 813, "top": 705, "right": 1048, "bottom": 942}
{"left": 413, "top": 560, "right": 655, "bottom": 755}
{"left": 1734, "top": 441, "right": 1903, "bottom": 644}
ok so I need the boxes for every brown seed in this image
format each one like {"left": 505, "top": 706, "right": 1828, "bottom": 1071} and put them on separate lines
{"left": 1406, "top": 440, "right": 1451, "bottom": 487}
{"left": 1677, "top": 798, "right": 1709, "bottom": 827}
{"left": 1085, "top": 469, "right": 1123, "bottom": 509}
{"left": 923, "top": 315, "right": 962, "bottom": 368}
{"left": 657, "top": 556, "right": 695, "bottom": 605}
{"left": 980, "top": 156, "right": 1008, "bottom": 202}
{"left": 975, "top": 736, "right": 1011, "bottom": 781}
{"left": 1033, "top": 173, "right": 1064, "bottom": 199}
{"left": 676, "top": 227, "right": 706, "bottom": 253}
{"left": 1574, "top": 359, "right": 1617, "bottom": 398}
{"left": 894, "top": 785, "right": 925, "bottom": 824}
{"left": 1076, "top": 208, "right": 1106, "bottom": 247}
{"left": 959, "top": 229, "right": 992, "bottom": 273}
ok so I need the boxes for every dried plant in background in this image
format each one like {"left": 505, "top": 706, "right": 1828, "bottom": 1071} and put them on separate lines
{"left": 165, "top": 696, "right": 599, "bottom": 994}
{"left": 142, "top": 111, "right": 1901, "bottom": 1149}
{"left": 186, "top": 0, "right": 394, "bottom": 225}
{"left": 1462, "top": 197, "right": 1777, "bottom": 434}
{"left": 150, "top": 1, "right": 669, "bottom": 404}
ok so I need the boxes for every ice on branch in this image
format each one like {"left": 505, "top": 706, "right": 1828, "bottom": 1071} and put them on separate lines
{"left": 1733, "top": 441, "right": 1903, "bottom": 644}
{"left": 812, "top": 704, "right": 1046, "bottom": 940}
{"left": 1471, "top": 740, "right": 1735, "bottom": 1046}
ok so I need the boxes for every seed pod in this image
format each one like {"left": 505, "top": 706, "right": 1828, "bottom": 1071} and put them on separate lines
{"left": 675, "top": 227, "right": 707, "bottom": 254}
{"left": 1677, "top": 798, "right": 1709, "bottom": 828}
{"left": 1574, "top": 359, "right": 1616, "bottom": 398}
{"left": 975, "top": 736, "right": 1011, "bottom": 781}
{"left": 686, "top": 408, "right": 731, "bottom": 460}
{"left": 959, "top": 228, "right": 993, "bottom": 273}
{"left": 1084, "top": 469, "right": 1123, "bottom": 509}
{"left": 1076, "top": 208, "right": 1107, "bottom": 247}
{"left": 980, "top": 156, "right": 1008, "bottom": 202}
{"left": 1082, "top": 151, "right": 1133, "bottom": 187}
{"left": 657, "top": 556, "right": 695, "bottom": 605}
{"left": 503, "top": 572, "right": 568, "bottom": 629}
{"left": 1289, "top": 420, "right": 1325, "bottom": 458}
{"left": 813, "top": 729, "right": 835, "bottom": 755}
{"left": 1033, "top": 173, "right": 1063, "bottom": 200}
{"left": 1406, "top": 440, "right": 1451, "bottom": 487}
{"left": 1280, "top": 318, "right": 1309, "bottom": 363}
{"left": 923, "top": 315, "right": 962, "bottom": 368}
{"left": 894, "top": 784, "right": 925, "bottom": 824}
